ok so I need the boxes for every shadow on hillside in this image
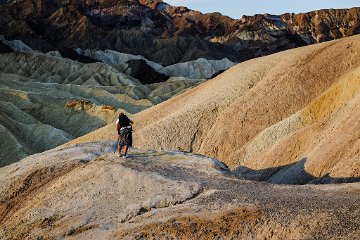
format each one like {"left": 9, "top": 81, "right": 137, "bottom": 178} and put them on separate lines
{"left": 233, "top": 158, "right": 360, "bottom": 185}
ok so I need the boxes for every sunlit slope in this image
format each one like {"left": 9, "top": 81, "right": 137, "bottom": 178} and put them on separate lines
{"left": 70, "top": 35, "right": 360, "bottom": 183}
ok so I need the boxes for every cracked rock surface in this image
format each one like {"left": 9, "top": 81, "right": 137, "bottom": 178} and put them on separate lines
{"left": 1, "top": 142, "right": 360, "bottom": 239}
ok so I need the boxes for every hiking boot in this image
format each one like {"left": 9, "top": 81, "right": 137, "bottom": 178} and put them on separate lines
{"left": 122, "top": 155, "right": 127, "bottom": 159}
{"left": 116, "top": 153, "right": 122, "bottom": 157}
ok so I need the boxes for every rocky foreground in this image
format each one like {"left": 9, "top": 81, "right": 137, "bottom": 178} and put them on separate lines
{"left": 1, "top": 141, "right": 360, "bottom": 239}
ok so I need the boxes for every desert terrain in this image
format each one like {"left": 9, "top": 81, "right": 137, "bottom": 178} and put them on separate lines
{"left": 1, "top": 1, "right": 360, "bottom": 239}
{"left": 1, "top": 35, "right": 358, "bottom": 239}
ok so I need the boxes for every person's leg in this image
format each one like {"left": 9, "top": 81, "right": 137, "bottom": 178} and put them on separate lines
{"left": 123, "top": 129, "right": 131, "bottom": 158}
{"left": 123, "top": 145, "right": 129, "bottom": 157}
{"left": 117, "top": 142, "right": 122, "bottom": 156}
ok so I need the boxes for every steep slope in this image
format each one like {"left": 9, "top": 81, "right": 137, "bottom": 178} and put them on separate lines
{"left": 71, "top": 35, "right": 360, "bottom": 184}
{"left": 1, "top": 142, "right": 360, "bottom": 239}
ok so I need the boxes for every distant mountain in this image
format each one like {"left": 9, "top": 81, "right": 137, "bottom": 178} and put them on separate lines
{"left": 0, "top": 0, "right": 359, "bottom": 65}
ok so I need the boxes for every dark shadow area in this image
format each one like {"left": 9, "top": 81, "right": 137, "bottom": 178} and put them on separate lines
{"left": 0, "top": 41, "right": 13, "bottom": 53}
{"left": 59, "top": 48, "right": 100, "bottom": 64}
{"left": 234, "top": 157, "right": 360, "bottom": 185}
{"left": 209, "top": 69, "right": 226, "bottom": 79}
{"left": 125, "top": 59, "right": 170, "bottom": 84}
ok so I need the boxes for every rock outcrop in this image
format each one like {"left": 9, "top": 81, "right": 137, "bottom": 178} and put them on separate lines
{"left": 72, "top": 35, "right": 360, "bottom": 185}
{"left": 1, "top": 141, "right": 360, "bottom": 239}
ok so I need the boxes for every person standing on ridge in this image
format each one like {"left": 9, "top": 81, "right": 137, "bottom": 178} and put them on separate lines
{"left": 116, "top": 112, "right": 133, "bottom": 159}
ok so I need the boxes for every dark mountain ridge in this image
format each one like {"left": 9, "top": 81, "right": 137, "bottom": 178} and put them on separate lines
{"left": 1, "top": 0, "right": 359, "bottom": 65}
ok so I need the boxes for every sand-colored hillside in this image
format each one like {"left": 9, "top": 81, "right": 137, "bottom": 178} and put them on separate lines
{"left": 71, "top": 35, "right": 360, "bottom": 184}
